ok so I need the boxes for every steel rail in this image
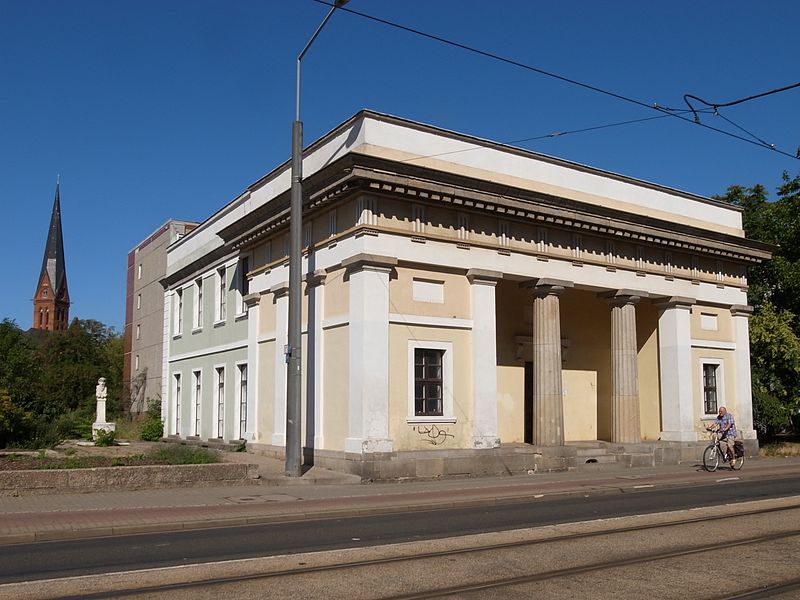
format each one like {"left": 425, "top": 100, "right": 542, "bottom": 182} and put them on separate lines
{"left": 46, "top": 502, "right": 800, "bottom": 600}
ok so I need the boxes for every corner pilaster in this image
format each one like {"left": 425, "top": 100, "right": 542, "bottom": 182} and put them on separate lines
{"left": 343, "top": 254, "right": 396, "bottom": 454}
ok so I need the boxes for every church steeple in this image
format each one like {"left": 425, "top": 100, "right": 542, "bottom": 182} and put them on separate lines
{"left": 33, "top": 180, "right": 70, "bottom": 331}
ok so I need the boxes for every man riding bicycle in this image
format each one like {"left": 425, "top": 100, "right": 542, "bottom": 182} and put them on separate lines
{"left": 710, "top": 406, "right": 738, "bottom": 468}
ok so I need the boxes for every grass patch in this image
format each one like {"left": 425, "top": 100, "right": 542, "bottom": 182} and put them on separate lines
{"left": 759, "top": 442, "right": 800, "bottom": 457}
{"left": 0, "top": 444, "right": 221, "bottom": 470}
{"left": 146, "top": 444, "right": 219, "bottom": 465}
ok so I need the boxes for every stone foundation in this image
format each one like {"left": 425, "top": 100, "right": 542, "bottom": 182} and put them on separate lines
{"left": 248, "top": 438, "right": 760, "bottom": 482}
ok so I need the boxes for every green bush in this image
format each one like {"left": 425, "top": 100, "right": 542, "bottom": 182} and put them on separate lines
{"left": 94, "top": 429, "right": 116, "bottom": 446}
{"left": 0, "top": 389, "right": 33, "bottom": 448}
{"left": 139, "top": 398, "right": 164, "bottom": 442}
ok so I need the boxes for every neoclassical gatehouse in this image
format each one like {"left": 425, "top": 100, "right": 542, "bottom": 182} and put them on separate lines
{"left": 161, "top": 111, "right": 771, "bottom": 479}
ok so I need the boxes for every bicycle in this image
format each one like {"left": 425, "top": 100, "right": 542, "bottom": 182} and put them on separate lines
{"left": 703, "top": 427, "right": 745, "bottom": 472}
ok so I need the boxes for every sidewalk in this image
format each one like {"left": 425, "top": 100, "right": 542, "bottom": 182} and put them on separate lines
{"left": 2, "top": 455, "right": 800, "bottom": 545}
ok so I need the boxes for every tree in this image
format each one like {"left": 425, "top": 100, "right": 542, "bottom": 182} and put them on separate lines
{"left": 717, "top": 172, "right": 800, "bottom": 436}
{"left": 0, "top": 319, "right": 42, "bottom": 413}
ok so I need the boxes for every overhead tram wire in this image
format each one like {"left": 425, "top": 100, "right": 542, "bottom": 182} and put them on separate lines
{"left": 311, "top": 0, "right": 800, "bottom": 161}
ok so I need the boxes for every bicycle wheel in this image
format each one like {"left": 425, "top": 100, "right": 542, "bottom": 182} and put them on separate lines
{"left": 732, "top": 452, "right": 745, "bottom": 470}
{"left": 703, "top": 445, "right": 719, "bottom": 472}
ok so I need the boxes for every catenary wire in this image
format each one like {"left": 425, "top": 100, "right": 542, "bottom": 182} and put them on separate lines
{"left": 310, "top": 0, "right": 800, "bottom": 161}
{"left": 684, "top": 82, "right": 800, "bottom": 122}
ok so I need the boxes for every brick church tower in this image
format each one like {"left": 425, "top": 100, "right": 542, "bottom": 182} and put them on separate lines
{"left": 33, "top": 181, "right": 70, "bottom": 331}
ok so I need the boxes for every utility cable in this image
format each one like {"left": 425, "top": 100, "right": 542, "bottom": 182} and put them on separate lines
{"left": 684, "top": 82, "right": 800, "bottom": 123}
{"left": 310, "top": 0, "right": 799, "bottom": 161}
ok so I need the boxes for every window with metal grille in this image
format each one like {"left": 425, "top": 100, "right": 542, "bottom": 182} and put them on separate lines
{"left": 703, "top": 363, "right": 718, "bottom": 414}
{"left": 415, "top": 348, "right": 444, "bottom": 416}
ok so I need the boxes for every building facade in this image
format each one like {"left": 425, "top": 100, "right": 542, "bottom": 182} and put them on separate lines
{"left": 161, "top": 111, "right": 771, "bottom": 479}
{"left": 123, "top": 220, "right": 197, "bottom": 416}
{"left": 33, "top": 182, "right": 70, "bottom": 331}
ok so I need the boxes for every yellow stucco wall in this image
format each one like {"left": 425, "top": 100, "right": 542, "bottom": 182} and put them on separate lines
{"left": 691, "top": 305, "right": 734, "bottom": 342}
{"left": 388, "top": 325, "right": 473, "bottom": 451}
{"left": 636, "top": 300, "right": 661, "bottom": 441}
{"left": 259, "top": 294, "right": 276, "bottom": 337}
{"left": 324, "top": 267, "right": 349, "bottom": 319}
{"left": 388, "top": 266, "right": 470, "bottom": 319}
{"left": 257, "top": 341, "right": 275, "bottom": 442}
{"left": 560, "top": 290, "right": 611, "bottom": 441}
{"left": 322, "top": 325, "right": 349, "bottom": 451}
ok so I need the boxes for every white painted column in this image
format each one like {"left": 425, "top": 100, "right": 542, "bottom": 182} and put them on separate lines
{"left": 657, "top": 297, "right": 697, "bottom": 442}
{"left": 731, "top": 305, "right": 757, "bottom": 440}
{"left": 344, "top": 254, "right": 396, "bottom": 455}
{"left": 271, "top": 282, "right": 289, "bottom": 446}
{"left": 305, "top": 270, "right": 326, "bottom": 450}
{"left": 243, "top": 291, "right": 262, "bottom": 442}
{"left": 467, "top": 269, "right": 502, "bottom": 449}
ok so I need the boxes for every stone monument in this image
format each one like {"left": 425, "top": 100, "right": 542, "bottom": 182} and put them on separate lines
{"left": 92, "top": 377, "right": 116, "bottom": 439}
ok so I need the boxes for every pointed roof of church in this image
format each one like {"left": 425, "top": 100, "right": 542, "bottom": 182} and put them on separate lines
{"left": 37, "top": 181, "right": 68, "bottom": 296}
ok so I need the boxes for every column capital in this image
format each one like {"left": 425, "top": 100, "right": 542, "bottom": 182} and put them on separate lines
{"left": 242, "top": 292, "right": 262, "bottom": 309}
{"left": 653, "top": 296, "right": 696, "bottom": 311}
{"left": 269, "top": 281, "right": 289, "bottom": 298}
{"left": 466, "top": 269, "right": 503, "bottom": 285}
{"left": 520, "top": 278, "right": 573, "bottom": 298}
{"left": 305, "top": 269, "right": 327, "bottom": 288}
{"left": 342, "top": 253, "right": 397, "bottom": 275}
{"left": 730, "top": 304, "right": 754, "bottom": 317}
{"left": 600, "top": 289, "right": 647, "bottom": 307}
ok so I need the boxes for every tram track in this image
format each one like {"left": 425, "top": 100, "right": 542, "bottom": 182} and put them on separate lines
{"left": 20, "top": 500, "right": 800, "bottom": 600}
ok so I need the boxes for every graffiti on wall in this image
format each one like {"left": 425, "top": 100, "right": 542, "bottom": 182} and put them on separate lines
{"left": 414, "top": 424, "right": 454, "bottom": 446}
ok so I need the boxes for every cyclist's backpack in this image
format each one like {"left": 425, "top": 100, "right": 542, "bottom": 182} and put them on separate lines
{"left": 734, "top": 440, "right": 744, "bottom": 458}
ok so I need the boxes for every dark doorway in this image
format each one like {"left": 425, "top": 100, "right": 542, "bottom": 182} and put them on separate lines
{"left": 524, "top": 361, "right": 533, "bottom": 444}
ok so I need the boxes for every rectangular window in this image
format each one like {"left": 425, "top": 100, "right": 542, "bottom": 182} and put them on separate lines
{"left": 238, "top": 364, "right": 248, "bottom": 439}
{"left": 136, "top": 294, "right": 141, "bottom": 310}
{"left": 135, "top": 324, "right": 140, "bottom": 340}
{"left": 134, "top": 354, "right": 140, "bottom": 371}
{"left": 194, "top": 278, "right": 203, "bottom": 329}
{"left": 138, "top": 264, "right": 142, "bottom": 280}
{"left": 175, "top": 289, "right": 183, "bottom": 335}
{"left": 193, "top": 370, "right": 202, "bottom": 436}
{"left": 216, "top": 266, "right": 226, "bottom": 322}
{"left": 215, "top": 367, "right": 225, "bottom": 438}
{"left": 415, "top": 348, "right": 444, "bottom": 416}
{"left": 174, "top": 373, "right": 182, "bottom": 435}
{"left": 703, "top": 363, "right": 718, "bottom": 414}
{"left": 236, "top": 256, "right": 250, "bottom": 315}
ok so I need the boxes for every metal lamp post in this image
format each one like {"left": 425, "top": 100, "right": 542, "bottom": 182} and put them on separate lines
{"left": 286, "top": 0, "right": 349, "bottom": 477}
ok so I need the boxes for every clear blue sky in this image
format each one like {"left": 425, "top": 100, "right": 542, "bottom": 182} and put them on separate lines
{"left": 1, "top": 1, "right": 798, "bottom": 331}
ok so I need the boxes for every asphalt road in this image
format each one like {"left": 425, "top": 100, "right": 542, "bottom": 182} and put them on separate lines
{"left": 2, "top": 473, "right": 800, "bottom": 585}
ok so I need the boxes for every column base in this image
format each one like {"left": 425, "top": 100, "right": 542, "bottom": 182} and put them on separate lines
{"left": 272, "top": 433, "right": 285, "bottom": 446}
{"left": 739, "top": 429, "right": 758, "bottom": 440}
{"left": 473, "top": 436, "right": 501, "bottom": 449}
{"left": 345, "top": 437, "right": 393, "bottom": 454}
